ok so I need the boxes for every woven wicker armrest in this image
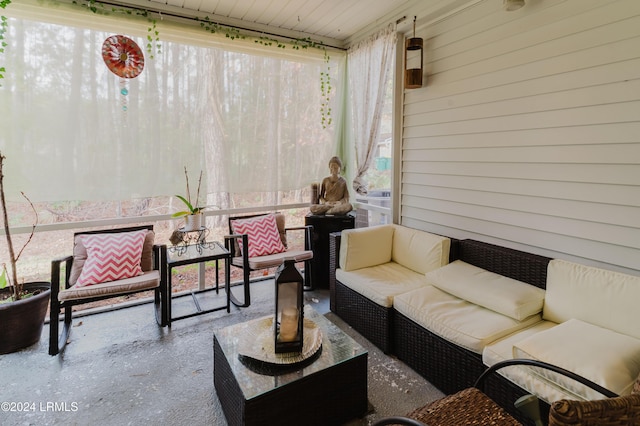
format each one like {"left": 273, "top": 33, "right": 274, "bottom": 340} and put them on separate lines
{"left": 329, "top": 231, "right": 342, "bottom": 312}
{"left": 549, "top": 393, "right": 640, "bottom": 426}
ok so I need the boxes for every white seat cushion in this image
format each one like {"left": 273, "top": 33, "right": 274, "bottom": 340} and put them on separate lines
{"left": 482, "top": 321, "right": 585, "bottom": 404}
{"left": 59, "top": 270, "right": 160, "bottom": 301}
{"left": 231, "top": 249, "right": 313, "bottom": 270}
{"left": 394, "top": 285, "right": 541, "bottom": 353}
{"left": 513, "top": 318, "right": 640, "bottom": 398}
{"left": 336, "top": 262, "right": 429, "bottom": 308}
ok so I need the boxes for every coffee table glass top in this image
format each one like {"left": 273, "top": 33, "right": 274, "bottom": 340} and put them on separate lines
{"left": 214, "top": 305, "right": 367, "bottom": 400}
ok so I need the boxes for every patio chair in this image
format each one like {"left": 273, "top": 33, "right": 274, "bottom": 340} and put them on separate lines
{"left": 372, "top": 358, "right": 636, "bottom": 426}
{"left": 49, "top": 225, "right": 168, "bottom": 355}
{"left": 224, "top": 213, "right": 313, "bottom": 308}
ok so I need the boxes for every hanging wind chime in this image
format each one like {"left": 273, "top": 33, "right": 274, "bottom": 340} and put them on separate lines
{"left": 101, "top": 35, "right": 145, "bottom": 113}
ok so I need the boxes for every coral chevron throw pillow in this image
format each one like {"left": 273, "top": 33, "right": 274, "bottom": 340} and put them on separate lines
{"left": 76, "top": 230, "right": 147, "bottom": 287}
{"left": 231, "top": 214, "right": 286, "bottom": 258}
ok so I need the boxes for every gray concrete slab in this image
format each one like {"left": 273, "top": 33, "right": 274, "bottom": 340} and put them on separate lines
{"left": 1, "top": 282, "right": 442, "bottom": 426}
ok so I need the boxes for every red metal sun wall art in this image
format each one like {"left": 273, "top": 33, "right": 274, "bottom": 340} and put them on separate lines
{"left": 102, "top": 35, "right": 145, "bottom": 112}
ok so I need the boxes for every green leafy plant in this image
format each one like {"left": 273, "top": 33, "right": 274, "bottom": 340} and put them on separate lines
{"left": 171, "top": 167, "right": 205, "bottom": 218}
{"left": 0, "top": 151, "right": 38, "bottom": 303}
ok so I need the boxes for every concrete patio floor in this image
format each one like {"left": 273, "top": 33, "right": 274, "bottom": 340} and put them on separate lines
{"left": 1, "top": 280, "right": 443, "bottom": 426}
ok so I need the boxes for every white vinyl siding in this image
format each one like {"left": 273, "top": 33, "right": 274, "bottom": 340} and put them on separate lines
{"left": 400, "top": 0, "right": 640, "bottom": 275}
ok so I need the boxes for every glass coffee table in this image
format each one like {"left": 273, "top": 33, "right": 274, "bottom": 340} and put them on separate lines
{"left": 213, "top": 305, "right": 368, "bottom": 426}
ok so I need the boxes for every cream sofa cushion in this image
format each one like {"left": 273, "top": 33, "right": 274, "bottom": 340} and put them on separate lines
{"left": 513, "top": 319, "right": 640, "bottom": 398}
{"left": 336, "top": 263, "right": 429, "bottom": 308}
{"left": 427, "top": 260, "right": 545, "bottom": 321}
{"left": 390, "top": 224, "right": 450, "bottom": 274}
{"left": 544, "top": 259, "right": 640, "bottom": 339}
{"left": 339, "top": 225, "right": 394, "bottom": 272}
{"left": 394, "top": 286, "right": 541, "bottom": 353}
{"left": 482, "top": 321, "right": 595, "bottom": 404}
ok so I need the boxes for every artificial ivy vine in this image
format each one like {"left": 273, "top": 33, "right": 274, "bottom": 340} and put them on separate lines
{"left": 4, "top": 0, "right": 333, "bottom": 127}
{"left": 0, "top": 0, "right": 11, "bottom": 87}
{"left": 199, "top": 17, "right": 333, "bottom": 129}
{"left": 73, "top": 0, "right": 161, "bottom": 58}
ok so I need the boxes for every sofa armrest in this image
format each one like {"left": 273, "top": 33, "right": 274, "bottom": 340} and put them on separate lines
{"left": 329, "top": 232, "right": 342, "bottom": 312}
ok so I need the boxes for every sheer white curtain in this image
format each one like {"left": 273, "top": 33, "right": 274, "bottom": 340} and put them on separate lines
{"left": 347, "top": 25, "right": 397, "bottom": 195}
{"left": 0, "top": 4, "right": 344, "bottom": 207}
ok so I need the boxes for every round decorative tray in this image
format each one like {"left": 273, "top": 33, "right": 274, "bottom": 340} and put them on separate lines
{"left": 237, "top": 316, "right": 322, "bottom": 367}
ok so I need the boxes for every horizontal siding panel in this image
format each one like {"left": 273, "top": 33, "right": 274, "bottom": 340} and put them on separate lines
{"left": 401, "top": 185, "right": 639, "bottom": 229}
{"left": 412, "top": 37, "right": 640, "bottom": 102}
{"left": 429, "top": 7, "right": 640, "bottom": 79}
{"left": 401, "top": 173, "right": 640, "bottom": 207}
{"left": 404, "top": 101, "right": 640, "bottom": 138}
{"left": 426, "top": 0, "right": 624, "bottom": 62}
{"left": 406, "top": 59, "right": 640, "bottom": 116}
{"left": 401, "top": 196, "right": 639, "bottom": 249}
{"left": 400, "top": 0, "right": 640, "bottom": 275}
{"left": 403, "top": 143, "right": 640, "bottom": 164}
{"left": 400, "top": 214, "right": 639, "bottom": 275}
{"left": 401, "top": 162, "right": 639, "bottom": 185}
{"left": 404, "top": 80, "right": 640, "bottom": 127}
{"left": 403, "top": 123, "right": 640, "bottom": 150}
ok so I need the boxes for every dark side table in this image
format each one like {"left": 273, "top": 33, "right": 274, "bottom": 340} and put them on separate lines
{"left": 165, "top": 241, "right": 231, "bottom": 326}
{"left": 304, "top": 213, "right": 355, "bottom": 289}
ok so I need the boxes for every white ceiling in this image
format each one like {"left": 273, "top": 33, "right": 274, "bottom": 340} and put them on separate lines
{"left": 106, "top": 0, "right": 470, "bottom": 48}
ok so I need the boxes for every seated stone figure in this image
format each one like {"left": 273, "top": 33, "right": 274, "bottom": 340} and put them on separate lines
{"left": 310, "top": 156, "right": 353, "bottom": 215}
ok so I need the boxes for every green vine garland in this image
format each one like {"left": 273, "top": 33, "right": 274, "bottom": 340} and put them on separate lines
{"left": 0, "top": 0, "right": 10, "bottom": 87}
{"left": 4, "top": 0, "right": 333, "bottom": 127}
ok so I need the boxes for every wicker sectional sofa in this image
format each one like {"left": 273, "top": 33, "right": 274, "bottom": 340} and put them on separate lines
{"left": 328, "top": 224, "right": 450, "bottom": 353}
{"left": 329, "top": 226, "right": 640, "bottom": 424}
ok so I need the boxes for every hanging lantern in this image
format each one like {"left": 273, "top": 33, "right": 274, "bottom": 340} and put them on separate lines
{"left": 405, "top": 16, "right": 424, "bottom": 89}
{"left": 274, "top": 258, "right": 304, "bottom": 354}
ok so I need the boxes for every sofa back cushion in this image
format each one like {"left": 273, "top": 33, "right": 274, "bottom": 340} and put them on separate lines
{"left": 427, "top": 260, "right": 545, "bottom": 321}
{"left": 340, "top": 225, "right": 394, "bottom": 271}
{"left": 391, "top": 224, "right": 450, "bottom": 274}
{"left": 543, "top": 259, "right": 640, "bottom": 339}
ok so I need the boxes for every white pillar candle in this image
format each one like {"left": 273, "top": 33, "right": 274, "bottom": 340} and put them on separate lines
{"left": 279, "top": 307, "right": 299, "bottom": 342}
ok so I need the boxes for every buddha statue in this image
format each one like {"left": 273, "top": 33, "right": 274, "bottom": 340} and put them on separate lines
{"left": 310, "top": 156, "right": 353, "bottom": 216}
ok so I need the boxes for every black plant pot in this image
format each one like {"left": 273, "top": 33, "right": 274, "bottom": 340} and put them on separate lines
{"left": 0, "top": 281, "right": 51, "bottom": 354}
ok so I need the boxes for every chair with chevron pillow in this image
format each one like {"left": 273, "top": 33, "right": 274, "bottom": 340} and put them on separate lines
{"left": 49, "top": 225, "right": 168, "bottom": 355}
{"left": 225, "top": 213, "right": 313, "bottom": 308}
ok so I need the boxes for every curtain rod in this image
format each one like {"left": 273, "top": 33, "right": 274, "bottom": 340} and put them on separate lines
{"left": 90, "top": 0, "right": 347, "bottom": 51}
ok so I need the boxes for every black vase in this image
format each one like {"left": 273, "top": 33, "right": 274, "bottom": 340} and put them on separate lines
{"left": 0, "top": 281, "right": 51, "bottom": 354}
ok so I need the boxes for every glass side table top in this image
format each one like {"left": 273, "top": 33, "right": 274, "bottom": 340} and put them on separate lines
{"left": 214, "top": 305, "right": 368, "bottom": 400}
{"left": 166, "top": 240, "right": 229, "bottom": 266}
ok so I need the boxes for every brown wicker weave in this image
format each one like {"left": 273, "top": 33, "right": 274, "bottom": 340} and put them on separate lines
{"left": 548, "top": 394, "right": 640, "bottom": 426}
{"left": 330, "top": 230, "right": 395, "bottom": 353}
{"left": 328, "top": 231, "right": 341, "bottom": 313}
{"left": 394, "top": 239, "right": 552, "bottom": 424}
{"left": 407, "top": 387, "right": 521, "bottom": 426}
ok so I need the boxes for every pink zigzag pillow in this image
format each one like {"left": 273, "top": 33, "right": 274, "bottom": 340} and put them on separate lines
{"left": 232, "top": 214, "right": 286, "bottom": 258}
{"left": 76, "top": 230, "right": 148, "bottom": 287}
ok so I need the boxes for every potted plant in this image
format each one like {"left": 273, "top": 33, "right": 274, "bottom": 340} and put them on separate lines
{"left": 172, "top": 167, "right": 206, "bottom": 231}
{"left": 0, "top": 151, "right": 51, "bottom": 354}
